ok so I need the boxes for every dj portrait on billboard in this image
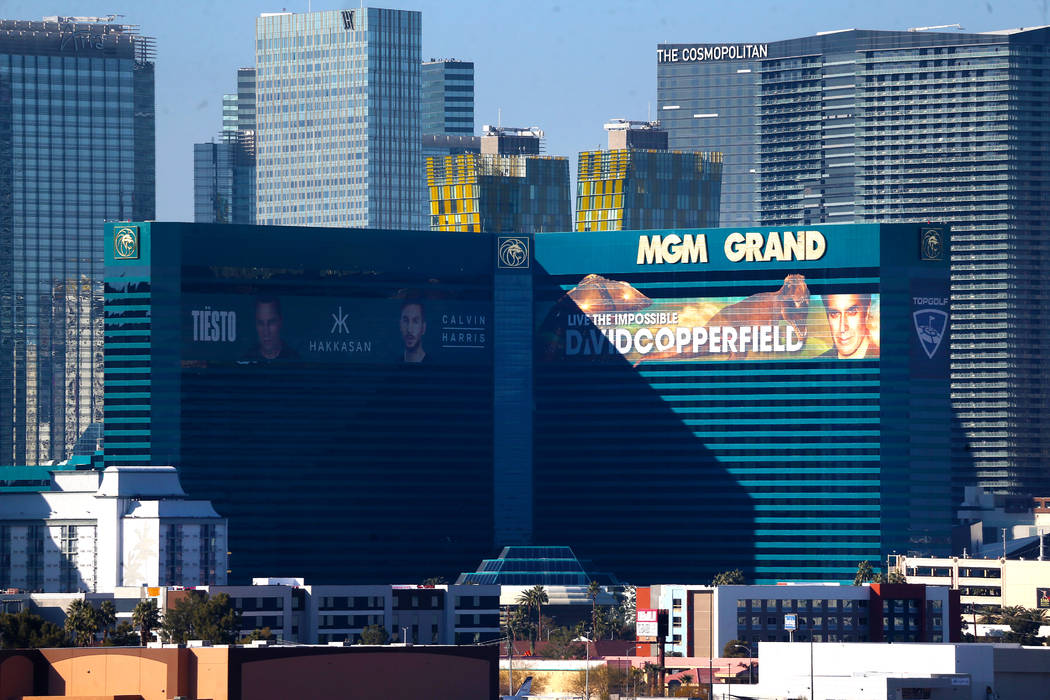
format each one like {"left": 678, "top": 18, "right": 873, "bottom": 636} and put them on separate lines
{"left": 241, "top": 296, "right": 300, "bottom": 361}
{"left": 820, "top": 293, "right": 879, "bottom": 360}
{"left": 400, "top": 299, "right": 427, "bottom": 363}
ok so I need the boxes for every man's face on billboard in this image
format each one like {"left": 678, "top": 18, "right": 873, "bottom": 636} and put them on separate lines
{"left": 255, "top": 302, "right": 283, "bottom": 357}
{"left": 400, "top": 304, "right": 426, "bottom": 350}
{"left": 824, "top": 294, "right": 868, "bottom": 358}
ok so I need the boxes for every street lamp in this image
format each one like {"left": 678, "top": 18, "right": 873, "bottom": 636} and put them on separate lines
{"left": 732, "top": 644, "right": 753, "bottom": 685}
{"left": 573, "top": 635, "right": 592, "bottom": 700}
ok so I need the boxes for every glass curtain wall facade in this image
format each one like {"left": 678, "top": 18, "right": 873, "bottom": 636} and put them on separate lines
{"left": 0, "top": 19, "right": 155, "bottom": 465}
{"left": 255, "top": 9, "right": 423, "bottom": 229}
{"left": 105, "top": 221, "right": 951, "bottom": 584}
{"left": 575, "top": 149, "right": 723, "bottom": 231}
{"left": 422, "top": 59, "right": 474, "bottom": 135}
{"left": 426, "top": 154, "right": 571, "bottom": 233}
{"left": 531, "top": 224, "right": 954, "bottom": 582}
{"left": 193, "top": 141, "right": 234, "bottom": 223}
{"left": 657, "top": 28, "right": 1050, "bottom": 496}
{"left": 104, "top": 222, "right": 496, "bottom": 583}
{"left": 193, "top": 68, "right": 256, "bottom": 225}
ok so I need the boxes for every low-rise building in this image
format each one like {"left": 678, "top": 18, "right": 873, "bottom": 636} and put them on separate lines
{"left": 0, "top": 466, "right": 227, "bottom": 592}
{"left": 638, "top": 583, "right": 960, "bottom": 657}
{"left": 0, "top": 644, "right": 498, "bottom": 700}
{"left": 724, "top": 641, "right": 1050, "bottom": 700}
{"left": 8, "top": 579, "right": 502, "bottom": 646}
{"left": 892, "top": 554, "right": 1050, "bottom": 613}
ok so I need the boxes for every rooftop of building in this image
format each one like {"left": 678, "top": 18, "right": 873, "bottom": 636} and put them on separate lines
{"left": 604, "top": 119, "right": 663, "bottom": 132}
{"left": 481, "top": 125, "right": 543, "bottom": 139}
{"left": 457, "top": 546, "right": 617, "bottom": 586}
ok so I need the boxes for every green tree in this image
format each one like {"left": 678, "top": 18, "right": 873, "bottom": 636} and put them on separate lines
{"left": 240, "top": 626, "right": 274, "bottom": 644}
{"left": 505, "top": 605, "right": 535, "bottom": 651}
{"left": 96, "top": 600, "right": 117, "bottom": 644}
{"left": 132, "top": 599, "right": 160, "bottom": 647}
{"left": 712, "top": 569, "right": 746, "bottom": 586}
{"left": 161, "top": 591, "right": 241, "bottom": 645}
{"left": 999, "top": 606, "right": 1044, "bottom": 645}
{"left": 593, "top": 605, "right": 618, "bottom": 640}
{"left": 587, "top": 580, "right": 602, "bottom": 638}
{"left": 538, "top": 625, "right": 586, "bottom": 659}
{"left": 65, "top": 599, "right": 99, "bottom": 647}
{"left": 104, "top": 621, "right": 141, "bottom": 647}
{"left": 723, "top": 638, "right": 750, "bottom": 657}
{"left": 0, "top": 610, "right": 68, "bottom": 648}
{"left": 421, "top": 576, "right": 447, "bottom": 585}
{"left": 886, "top": 570, "right": 907, "bottom": 584}
{"left": 617, "top": 586, "right": 636, "bottom": 640}
{"left": 853, "top": 560, "right": 877, "bottom": 585}
{"left": 517, "top": 585, "right": 549, "bottom": 646}
{"left": 359, "top": 623, "right": 389, "bottom": 645}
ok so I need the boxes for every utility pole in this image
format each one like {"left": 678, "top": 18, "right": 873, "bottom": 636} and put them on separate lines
{"left": 810, "top": 635, "right": 815, "bottom": 700}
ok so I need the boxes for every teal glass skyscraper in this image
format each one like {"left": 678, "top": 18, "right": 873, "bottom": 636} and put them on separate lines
{"left": 657, "top": 27, "right": 1050, "bottom": 497}
{"left": 0, "top": 17, "right": 155, "bottom": 464}
{"left": 255, "top": 9, "right": 423, "bottom": 229}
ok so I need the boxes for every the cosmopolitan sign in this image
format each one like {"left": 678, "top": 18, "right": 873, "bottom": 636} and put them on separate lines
{"left": 658, "top": 44, "right": 768, "bottom": 63}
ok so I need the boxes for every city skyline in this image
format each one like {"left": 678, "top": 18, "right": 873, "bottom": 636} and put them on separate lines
{"left": 6, "top": 0, "right": 1046, "bottom": 221}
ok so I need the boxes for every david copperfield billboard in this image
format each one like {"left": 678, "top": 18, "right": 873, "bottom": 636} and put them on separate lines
{"left": 538, "top": 274, "right": 880, "bottom": 363}
{"left": 536, "top": 226, "right": 884, "bottom": 365}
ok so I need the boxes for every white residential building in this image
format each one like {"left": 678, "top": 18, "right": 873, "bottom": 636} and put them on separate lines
{"left": 0, "top": 466, "right": 227, "bottom": 592}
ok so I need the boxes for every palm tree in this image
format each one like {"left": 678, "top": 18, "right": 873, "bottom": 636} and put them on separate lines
{"left": 65, "top": 599, "right": 98, "bottom": 647}
{"left": 587, "top": 581, "right": 601, "bottom": 639}
{"left": 132, "top": 599, "right": 160, "bottom": 647}
{"left": 516, "top": 586, "right": 549, "bottom": 648}
{"left": 96, "top": 601, "right": 117, "bottom": 644}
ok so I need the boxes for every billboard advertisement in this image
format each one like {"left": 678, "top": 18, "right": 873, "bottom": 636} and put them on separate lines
{"left": 537, "top": 274, "right": 879, "bottom": 363}
{"left": 183, "top": 292, "right": 490, "bottom": 366}
{"left": 1038, "top": 588, "right": 1050, "bottom": 610}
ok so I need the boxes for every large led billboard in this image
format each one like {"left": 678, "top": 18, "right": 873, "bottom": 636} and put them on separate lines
{"left": 183, "top": 292, "right": 490, "bottom": 366}
{"left": 538, "top": 273, "right": 881, "bottom": 363}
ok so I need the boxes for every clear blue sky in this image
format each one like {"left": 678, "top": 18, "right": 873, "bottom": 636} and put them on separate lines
{"left": 10, "top": 0, "right": 1049, "bottom": 220}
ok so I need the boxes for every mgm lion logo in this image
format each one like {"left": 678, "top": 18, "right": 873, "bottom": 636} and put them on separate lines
{"left": 498, "top": 236, "right": 529, "bottom": 269}
{"left": 114, "top": 226, "right": 139, "bottom": 260}
{"left": 920, "top": 227, "right": 943, "bottom": 261}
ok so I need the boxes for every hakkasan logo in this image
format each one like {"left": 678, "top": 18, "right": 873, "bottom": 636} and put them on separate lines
{"left": 498, "top": 236, "right": 529, "bottom": 269}
{"left": 113, "top": 226, "right": 139, "bottom": 260}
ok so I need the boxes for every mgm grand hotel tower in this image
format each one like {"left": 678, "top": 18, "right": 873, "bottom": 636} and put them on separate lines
{"left": 657, "top": 27, "right": 1050, "bottom": 497}
{"left": 104, "top": 221, "right": 950, "bottom": 584}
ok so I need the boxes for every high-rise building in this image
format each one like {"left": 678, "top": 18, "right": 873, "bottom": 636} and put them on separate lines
{"left": 194, "top": 68, "right": 256, "bottom": 224}
{"left": 193, "top": 142, "right": 234, "bottom": 223}
{"left": 422, "top": 59, "right": 474, "bottom": 136}
{"left": 657, "top": 28, "right": 1050, "bottom": 496}
{"left": 426, "top": 126, "right": 571, "bottom": 233}
{"left": 255, "top": 9, "right": 424, "bottom": 229}
{"left": 575, "top": 119, "right": 723, "bottom": 232}
{"left": 0, "top": 17, "right": 155, "bottom": 465}
{"left": 104, "top": 220, "right": 951, "bottom": 584}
